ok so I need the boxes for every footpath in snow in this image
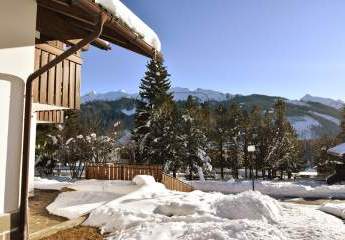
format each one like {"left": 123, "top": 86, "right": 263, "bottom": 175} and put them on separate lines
{"left": 189, "top": 179, "right": 345, "bottom": 199}
{"left": 35, "top": 176, "right": 345, "bottom": 240}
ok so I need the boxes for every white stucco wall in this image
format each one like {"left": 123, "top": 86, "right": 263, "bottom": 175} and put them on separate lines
{"left": 0, "top": 0, "right": 37, "bottom": 214}
{"left": 29, "top": 114, "right": 37, "bottom": 194}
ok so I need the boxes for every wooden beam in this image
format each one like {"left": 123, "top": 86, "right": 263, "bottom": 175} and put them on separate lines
{"left": 36, "top": 43, "right": 83, "bottom": 64}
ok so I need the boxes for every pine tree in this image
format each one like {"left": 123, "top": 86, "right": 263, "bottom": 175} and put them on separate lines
{"left": 240, "top": 109, "right": 251, "bottom": 178}
{"left": 165, "top": 102, "right": 184, "bottom": 177}
{"left": 258, "top": 110, "right": 274, "bottom": 178}
{"left": 210, "top": 104, "right": 228, "bottom": 180}
{"left": 264, "top": 99, "right": 299, "bottom": 179}
{"left": 180, "top": 96, "right": 208, "bottom": 180}
{"left": 132, "top": 59, "right": 173, "bottom": 164}
{"left": 249, "top": 105, "right": 262, "bottom": 177}
{"left": 227, "top": 103, "right": 244, "bottom": 179}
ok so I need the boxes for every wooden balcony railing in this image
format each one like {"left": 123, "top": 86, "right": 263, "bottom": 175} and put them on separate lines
{"left": 32, "top": 41, "right": 82, "bottom": 110}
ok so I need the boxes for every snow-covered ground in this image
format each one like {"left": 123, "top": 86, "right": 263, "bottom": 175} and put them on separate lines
{"left": 319, "top": 202, "right": 345, "bottom": 219}
{"left": 35, "top": 176, "right": 345, "bottom": 240}
{"left": 190, "top": 180, "right": 345, "bottom": 199}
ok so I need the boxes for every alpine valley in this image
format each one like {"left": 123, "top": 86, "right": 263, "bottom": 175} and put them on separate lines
{"left": 81, "top": 88, "right": 344, "bottom": 140}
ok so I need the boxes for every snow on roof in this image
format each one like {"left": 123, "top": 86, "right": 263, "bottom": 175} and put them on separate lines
{"left": 95, "top": 0, "right": 161, "bottom": 51}
{"left": 327, "top": 143, "right": 345, "bottom": 158}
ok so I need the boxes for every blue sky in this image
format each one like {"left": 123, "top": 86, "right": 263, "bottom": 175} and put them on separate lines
{"left": 82, "top": 0, "right": 345, "bottom": 101}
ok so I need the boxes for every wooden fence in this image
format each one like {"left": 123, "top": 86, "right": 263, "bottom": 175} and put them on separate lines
{"left": 85, "top": 164, "right": 193, "bottom": 192}
{"left": 161, "top": 173, "right": 193, "bottom": 192}
{"left": 85, "top": 164, "right": 163, "bottom": 182}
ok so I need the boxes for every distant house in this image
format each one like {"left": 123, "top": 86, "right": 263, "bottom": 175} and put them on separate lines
{"left": 327, "top": 143, "right": 345, "bottom": 159}
{"left": 326, "top": 143, "right": 345, "bottom": 185}
{"left": 0, "top": 0, "right": 161, "bottom": 239}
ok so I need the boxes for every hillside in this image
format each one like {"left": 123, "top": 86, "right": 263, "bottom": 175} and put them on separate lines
{"left": 81, "top": 91, "right": 343, "bottom": 139}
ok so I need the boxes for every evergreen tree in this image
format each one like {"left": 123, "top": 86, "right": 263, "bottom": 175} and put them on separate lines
{"left": 210, "top": 104, "right": 228, "bottom": 180}
{"left": 227, "top": 103, "right": 244, "bottom": 179}
{"left": 165, "top": 102, "right": 185, "bottom": 177}
{"left": 132, "top": 59, "right": 173, "bottom": 164}
{"left": 249, "top": 105, "right": 262, "bottom": 177}
{"left": 258, "top": 110, "right": 274, "bottom": 178}
{"left": 240, "top": 109, "right": 251, "bottom": 178}
{"left": 180, "top": 96, "right": 208, "bottom": 180}
{"left": 264, "top": 99, "right": 299, "bottom": 179}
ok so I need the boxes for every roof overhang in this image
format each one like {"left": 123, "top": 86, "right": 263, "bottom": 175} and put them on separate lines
{"left": 327, "top": 143, "right": 345, "bottom": 158}
{"left": 36, "top": 0, "right": 163, "bottom": 61}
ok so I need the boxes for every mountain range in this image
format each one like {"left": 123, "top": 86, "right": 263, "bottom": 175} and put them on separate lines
{"left": 81, "top": 88, "right": 344, "bottom": 140}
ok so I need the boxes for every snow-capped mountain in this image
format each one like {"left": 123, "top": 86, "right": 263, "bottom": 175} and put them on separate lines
{"left": 301, "top": 94, "right": 344, "bottom": 110}
{"left": 82, "top": 90, "right": 138, "bottom": 103}
{"left": 81, "top": 89, "right": 343, "bottom": 139}
{"left": 82, "top": 87, "right": 233, "bottom": 103}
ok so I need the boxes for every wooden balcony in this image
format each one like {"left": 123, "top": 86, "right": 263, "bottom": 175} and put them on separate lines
{"left": 36, "top": 110, "right": 64, "bottom": 124}
{"left": 32, "top": 41, "right": 82, "bottom": 110}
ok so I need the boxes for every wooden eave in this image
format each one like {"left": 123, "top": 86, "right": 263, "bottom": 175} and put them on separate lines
{"left": 36, "top": 0, "right": 162, "bottom": 61}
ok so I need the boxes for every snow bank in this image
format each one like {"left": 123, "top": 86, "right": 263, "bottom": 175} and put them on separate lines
{"left": 132, "top": 175, "right": 156, "bottom": 186}
{"left": 34, "top": 177, "right": 72, "bottom": 190}
{"left": 44, "top": 177, "right": 345, "bottom": 239}
{"left": 190, "top": 180, "right": 345, "bottom": 199}
{"left": 70, "top": 179, "right": 139, "bottom": 195}
{"left": 214, "top": 191, "right": 282, "bottom": 223}
{"left": 95, "top": 0, "right": 161, "bottom": 51}
{"left": 46, "top": 191, "right": 119, "bottom": 219}
{"left": 319, "top": 203, "right": 345, "bottom": 219}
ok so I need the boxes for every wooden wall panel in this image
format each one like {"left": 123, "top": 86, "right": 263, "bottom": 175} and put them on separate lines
{"left": 39, "top": 51, "right": 49, "bottom": 104}
{"left": 37, "top": 110, "right": 64, "bottom": 124}
{"left": 62, "top": 60, "right": 70, "bottom": 107}
{"left": 55, "top": 62, "right": 63, "bottom": 106}
{"left": 69, "top": 62, "right": 76, "bottom": 108}
{"left": 33, "top": 42, "right": 82, "bottom": 110}
{"left": 47, "top": 54, "right": 56, "bottom": 105}
{"left": 75, "top": 64, "right": 81, "bottom": 109}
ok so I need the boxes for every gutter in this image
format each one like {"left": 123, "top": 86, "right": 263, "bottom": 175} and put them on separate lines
{"left": 18, "top": 10, "right": 109, "bottom": 240}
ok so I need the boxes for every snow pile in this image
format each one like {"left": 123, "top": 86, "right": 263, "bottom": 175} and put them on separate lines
{"left": 319, "top": 202, "right": 345, "bottom": 219}
{"left": 34, "top": 177, "right": 72, "bottom": 190}
{"left": 214, "top": 191, "right": 282, "bottom": 223}
{"left": 70, "top": 179, "right": 140, "bottom": 195}
{"left": 95, "top": 0, "right": 161, "bottom": 51}
{"left": 190, "top": 180, "right": 345, "bottom": 199}
{"left": 42, "top": 176, "right": 345, "bottom": 239}
{"left": 46, "top": 191, "right": 119, "bottom": 219}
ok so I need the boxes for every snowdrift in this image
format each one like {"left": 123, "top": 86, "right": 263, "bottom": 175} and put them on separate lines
{"left": 39, "top": 176, "right": 345, "bottom": 240}
{"left": 319, "top": 203, "right": 345, "bottom": 219}
{"left": 190, "top": 180, "right": 345, "bottom": 199}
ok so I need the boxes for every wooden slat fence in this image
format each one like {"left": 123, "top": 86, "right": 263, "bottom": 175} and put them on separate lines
{"left": 85, "top": 164, "right": 163, "bottom": 182}
{"left": 85, "top": 164, "right": 194, "bottom": 192}
{"left": 161, "top": 173, "right": 193, "bottom": 192}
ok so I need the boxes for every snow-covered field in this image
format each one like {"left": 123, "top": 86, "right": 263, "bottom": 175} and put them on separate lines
{"left": 35, "top": 176, "right": 345, "bottom": 240}
{"left": 190, "top": 180, "right": 345, "bottom": 199}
